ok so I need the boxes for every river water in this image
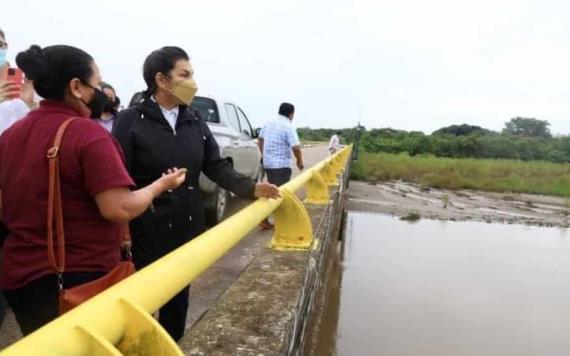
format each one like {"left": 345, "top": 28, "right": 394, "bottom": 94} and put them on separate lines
{"left": 316, "top": 212, "right": 570, "bottom": 356}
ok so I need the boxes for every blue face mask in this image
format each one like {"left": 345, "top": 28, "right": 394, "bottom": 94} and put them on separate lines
{"left": 0, "top": 48, "right": 7, "bottom": 67}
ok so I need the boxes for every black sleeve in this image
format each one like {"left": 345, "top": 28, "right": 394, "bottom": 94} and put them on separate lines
{"left": 200, "top": 120, "right": 256, "bottom": 199}
{"left": 112, "top": 108, "right": 137, "bottom": 173}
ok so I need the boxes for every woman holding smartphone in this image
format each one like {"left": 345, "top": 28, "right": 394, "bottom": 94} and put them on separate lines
{"left": 0, "top": 26, "right": 38, "bottom": 330}
{"left": 0, "top": 27, "right": 37, "bottom": 134}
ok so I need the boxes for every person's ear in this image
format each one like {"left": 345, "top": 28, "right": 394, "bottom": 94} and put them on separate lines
{"left": 155, "top": 72, "right": 171, "bottom": 90}
{"left": 68, "top": 78, "right": 83, "bottom": 99}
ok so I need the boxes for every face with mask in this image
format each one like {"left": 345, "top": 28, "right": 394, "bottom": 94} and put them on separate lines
{"left": 68, "top": 62, "right": 106, "bottom": 118}
{"left": 172, "top": 78, "right": 198, "bottom": 106}
{"left": 82, "top": 85, "right": 108, "bottom": 119}
{"left": 0, "top": 36, "right": 8, "bottom": 68}
{"left": 156, "top": 59, "right": 198, "bottom": 106}
{"left": 0, "top": 49, "right": 7, "bottom": 68}
{"left": 102, "top": 86, "right": 118, "bottom": 114}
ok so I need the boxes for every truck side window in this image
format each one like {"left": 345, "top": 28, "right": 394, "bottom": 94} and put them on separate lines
{"left": 224, "top": 104, "right": 241, "bottom": 133}
{"left": 237, "top": 108, "right": 253, "bottom": 138}
{"left": 190, "top": 97, "right": 220, "bottom": 123}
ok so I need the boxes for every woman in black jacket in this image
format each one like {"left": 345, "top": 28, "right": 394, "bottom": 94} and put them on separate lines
{"left": 112, "top": 46, "right": 279, "bottom": 341}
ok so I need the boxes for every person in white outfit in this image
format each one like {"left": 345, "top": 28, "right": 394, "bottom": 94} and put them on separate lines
{"left": 0, "top": 27, "right": 38, "bottom": 134}
{"left": 0, "top": 26, "right": 38, "bottom": 329}
{"left": 328, "top": 131, "right": 343, "bottom": 154}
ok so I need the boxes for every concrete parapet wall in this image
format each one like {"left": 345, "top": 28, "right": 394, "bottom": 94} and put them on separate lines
{"left": 181, "top": 167, "right": 350, "bottom": 355}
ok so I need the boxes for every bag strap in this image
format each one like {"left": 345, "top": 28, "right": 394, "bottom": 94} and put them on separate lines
{"left": 47, "top": 117, "right": 79, "bottom": 274}
{"left": 46, "top": 118, "right": 133, "bottom": 275}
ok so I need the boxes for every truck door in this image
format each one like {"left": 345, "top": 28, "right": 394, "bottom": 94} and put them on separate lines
{"left": 223, "top": 103, "right": 248, "bottom": 175}
{"left": 236, "top": 107, "right": 261, "bottom": 178}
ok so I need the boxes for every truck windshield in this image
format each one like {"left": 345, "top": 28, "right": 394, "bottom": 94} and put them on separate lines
{"left": 191, "top": 97, "right": 220, "bottom": 123}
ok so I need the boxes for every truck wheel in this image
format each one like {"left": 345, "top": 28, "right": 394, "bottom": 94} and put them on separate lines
{"left": 205, "top": 187, "right": 228, "bottom": 227}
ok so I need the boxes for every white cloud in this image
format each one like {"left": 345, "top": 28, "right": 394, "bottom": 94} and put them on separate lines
{"left": 3, "top": 0, "right": 570, "bottom": 133}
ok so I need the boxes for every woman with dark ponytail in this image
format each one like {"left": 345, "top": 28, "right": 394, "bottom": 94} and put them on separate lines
{"left": 0, "top": 45, "right": 187, "bottom": 335}
{"left": 113, "top": 46, "right": 281, "bottom": 341}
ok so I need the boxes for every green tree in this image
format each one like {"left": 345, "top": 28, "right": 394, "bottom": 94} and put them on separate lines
{"left": 502, "top": 117, "right": 552, "bottom": 138}
{"left": 298, "top": 124, "right": 570, "bottom": 163}
{"left": 432, "top": 124, "right": 492, "bottom": 136}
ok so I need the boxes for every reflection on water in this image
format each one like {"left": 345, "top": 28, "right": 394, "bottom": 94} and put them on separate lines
{"left": 317, "top": 213, "right": 570, "bottom": 356}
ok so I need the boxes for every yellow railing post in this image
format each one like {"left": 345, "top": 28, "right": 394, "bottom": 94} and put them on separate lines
{"left": 330, "top": 154, "right": 343, "bottom": 173}
{"left": 304, "top": 170, "right": 329, "bottom": 205}
{"left": 320, "top": 162, "right": 339, "bottom": 186}
{"left": 116, "top": 299, "right": 181, "bottom": 355}
{"left": 271, "top": 189, "right": 313, "bottom": 250}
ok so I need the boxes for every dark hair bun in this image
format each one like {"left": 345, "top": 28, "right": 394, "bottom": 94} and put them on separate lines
{"left": 16, "top": 45, "right": 49, "bottom": 81}
{"left": 13, "top": 44, "right": 93, "bottom": 100}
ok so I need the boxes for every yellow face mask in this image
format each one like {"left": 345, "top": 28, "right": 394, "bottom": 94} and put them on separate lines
{"left": 172, "top": 79, "right": 198, "bottom": 105}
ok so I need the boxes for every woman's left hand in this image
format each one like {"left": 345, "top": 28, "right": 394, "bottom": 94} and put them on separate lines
{"left": 254, "top": 183, "right": 281, "bottom": 199}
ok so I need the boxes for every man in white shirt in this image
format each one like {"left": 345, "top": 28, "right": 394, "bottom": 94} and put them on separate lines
{"left": 257, "top": 102, "right": 303, "bottom": 229}
{"left": 258, "top": 102, "right": 304, "bottom": 185}
{"left": 329, "top": 131, "right": 343, "bottom": 154}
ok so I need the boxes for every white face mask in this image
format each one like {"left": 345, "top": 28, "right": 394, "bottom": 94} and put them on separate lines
{"left": 0, "top": 48, "right": 7, "bottom": 67}
{"left": 172, "top": 78, "right": 198, "bottom": 105}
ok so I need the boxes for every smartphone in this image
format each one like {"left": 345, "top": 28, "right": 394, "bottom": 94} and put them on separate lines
{"left": 5, "top": 68, "right": 23, "bottom": 100}
{"left": 7, "top": 68, "right": 23, "bottom": 83}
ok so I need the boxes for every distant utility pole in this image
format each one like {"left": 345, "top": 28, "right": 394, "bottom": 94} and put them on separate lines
{"left": 353, "top": 106, "right": 364, "bottom": 161}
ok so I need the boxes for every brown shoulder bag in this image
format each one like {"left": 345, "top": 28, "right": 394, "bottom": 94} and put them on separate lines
{"left": 47, "top": 117, "right": 135, "bottom": 314}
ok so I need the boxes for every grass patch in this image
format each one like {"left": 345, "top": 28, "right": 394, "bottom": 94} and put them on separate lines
{"left": 400, "top": 212, "right": 421, "bottom": 222}
{"left": 351, "top": 152, "right": 570, "bottom": 197}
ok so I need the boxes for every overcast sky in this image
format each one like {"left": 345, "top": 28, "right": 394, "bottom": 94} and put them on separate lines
{"left": 3, "top": 0, "right": 570, "bottom": 134}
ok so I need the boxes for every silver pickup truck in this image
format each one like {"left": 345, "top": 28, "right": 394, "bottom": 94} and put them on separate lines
{"left": 190, "top": 95, "right": 263, "bottom": 226}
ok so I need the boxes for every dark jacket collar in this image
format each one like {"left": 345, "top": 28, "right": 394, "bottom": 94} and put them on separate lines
{"left": 137, "top": 98, "right": 196, "bottom": 128}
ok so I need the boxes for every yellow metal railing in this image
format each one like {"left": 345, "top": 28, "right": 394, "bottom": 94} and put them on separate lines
{"left": 1, "top": 145, "right": 352, "bottom": 356}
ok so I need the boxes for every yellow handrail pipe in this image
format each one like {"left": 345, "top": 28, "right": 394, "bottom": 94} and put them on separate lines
{"left": 1, "top": 145, "right": 353, "bottom": 356}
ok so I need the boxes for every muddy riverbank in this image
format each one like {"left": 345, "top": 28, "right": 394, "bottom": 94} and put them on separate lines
{"left": 347, "top": 180, "right": 570, "bottom": 227}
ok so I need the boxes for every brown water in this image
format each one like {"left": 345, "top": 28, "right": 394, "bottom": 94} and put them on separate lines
{"left": 317, "top": 212, "right": 570, "bottom": 356}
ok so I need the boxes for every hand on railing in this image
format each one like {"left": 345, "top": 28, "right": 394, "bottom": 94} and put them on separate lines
{"left": 254, "top": 183, "right": 281, "bottom": 199}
